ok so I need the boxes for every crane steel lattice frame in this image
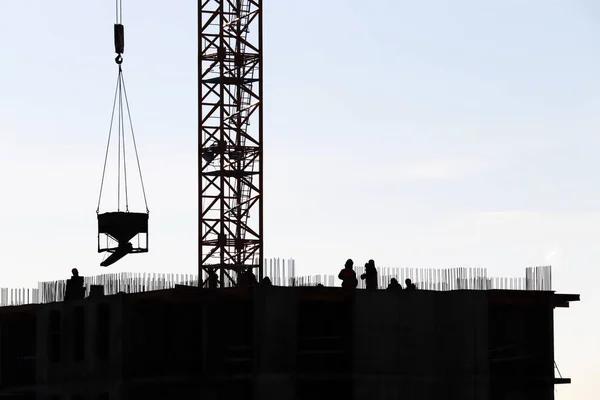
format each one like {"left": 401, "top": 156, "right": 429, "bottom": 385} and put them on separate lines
{"left": 198, "top": 0, "right": 263, "bottom": 287}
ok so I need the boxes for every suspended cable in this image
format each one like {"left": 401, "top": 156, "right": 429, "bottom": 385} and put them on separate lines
{"left": 121, "top": 71, "right": 130, "bottom": 212}
{"left": 114, "top": 0, "right": 124, "bottom": 210}
{"left": 116, "top": 0, "right": 123, "bottom": 26}
{"left": 98, "top": 0, "right": 148, "bottom": 214}
{"left": 117, "top": 72, "right": 122, "bottom": 211}
{"left": 96, "top": 0, "right": 149, "bottom": 267}
{"left": 97, "top": 73, "right": 122, "bottom": 214}
{"left": 121, "top": 72, "right": 149, "bottom": 213}
{"left": 114, "top": 67, "right": 130, "bottom": 212}
{"left": 122, "top": 108, "right": 129, "bottom": 211}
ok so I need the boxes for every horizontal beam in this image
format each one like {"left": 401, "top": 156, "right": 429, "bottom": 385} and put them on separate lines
{"left": 554, "top": 378, "right": 571, "bottom": 384}
{"left": 553, "top": 293, "right": 580, "bottom": 308}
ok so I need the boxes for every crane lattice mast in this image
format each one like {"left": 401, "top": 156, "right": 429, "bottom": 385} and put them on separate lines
{"left": 198, "top": 0, "right": 263, "bottom": 287}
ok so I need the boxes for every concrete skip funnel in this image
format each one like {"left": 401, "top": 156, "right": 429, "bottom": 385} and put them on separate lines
{"left": 98, "top": 211, "right": 148, "bottom": 266}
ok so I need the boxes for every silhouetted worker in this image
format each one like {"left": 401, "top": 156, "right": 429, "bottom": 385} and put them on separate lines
{"left": 239, "top": 268, "right": 258, "bottom": 287}
{"left": 261, "top": 276, "right": 272, "bottom": 286}
{"left": 247, "top": 269, "right": 257, "bottom": 286}
{"left": 65, "top": 268, "right": 85, "bottom": 301}
{"left": 361, "top": 259, "right": 378, "bottom": 290}
{"left": 338, "top": 259, "right": 358, "bottom": 289}
{"left": 405, "top": 278, "right": 417, "bottom": 291}
{"left": 387, "top": 278, "right": 402, "bottom": 291}
{"left": 207, "top": 267, "right": 219, "bottom": 289}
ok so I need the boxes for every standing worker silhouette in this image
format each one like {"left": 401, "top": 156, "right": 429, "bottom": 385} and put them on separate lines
{"left": 260, "top": 276, "right": 272, "bottom": 286}
{"left": 338, "top": 259, "right": 358, "bottom": 289}
{"left": 207, "top": 267, "right": 219, "bottom": 289}
{"left": 65, "top": 268, "right": 85, "bottom": 301}
{"left": 361, "top": 259, "right": 378, "bottom": 290}
{"left": 239, "top": 268, "right": 258, "bottom": 287}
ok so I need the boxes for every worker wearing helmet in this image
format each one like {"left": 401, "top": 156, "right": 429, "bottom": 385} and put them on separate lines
{"left": 338, "top": 259, "right": 358, "bottom": 289}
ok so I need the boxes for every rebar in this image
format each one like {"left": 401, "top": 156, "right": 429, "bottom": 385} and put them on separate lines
{"left": 0, "top": 263, "right": 553, "bottom": 307}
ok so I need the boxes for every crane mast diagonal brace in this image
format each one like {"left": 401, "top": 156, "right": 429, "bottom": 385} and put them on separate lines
{"left": 199, "top": 0, "right": 264, "bottom": 287}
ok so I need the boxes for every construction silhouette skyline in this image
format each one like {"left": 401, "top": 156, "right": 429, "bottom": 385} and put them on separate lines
{"left": 0, "top": 0, "right": 582, "bottom": 399}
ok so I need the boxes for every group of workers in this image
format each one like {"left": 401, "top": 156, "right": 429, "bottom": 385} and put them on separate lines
{"left": 67, "top": 261, "right": 417, "bottom": 298}
{"left": 205, "top": 267, "right": 266, "bottom": 289}
{"left": 338, "top": 259, "right": 417, "bottom": 291}
{"left": 204, "top": 260, "right": 419, "bottom": 291}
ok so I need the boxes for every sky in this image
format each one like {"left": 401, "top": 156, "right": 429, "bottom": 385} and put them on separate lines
{"left": 0, "top": 0, "right": 598, "bottom": 397}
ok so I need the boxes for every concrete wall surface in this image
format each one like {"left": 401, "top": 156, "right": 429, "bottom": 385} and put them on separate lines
{"left": 35, "top": 295, "right": 124, "bottom": 388}
{"left": 255, "top": 373, "right": 296, "bottom": 400}
{"left": 0, "top": 286, "right": 565, "bottom": 400}
{"left": 353, "top": 290, "right": 490, "bottom": 400}
{"left": 254, "top": 287, "right": 297, "bottom": 373}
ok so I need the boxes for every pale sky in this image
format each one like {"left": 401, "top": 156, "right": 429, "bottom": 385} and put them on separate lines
{"left": 0, "top": 1, "right": 597, "bottom": 397}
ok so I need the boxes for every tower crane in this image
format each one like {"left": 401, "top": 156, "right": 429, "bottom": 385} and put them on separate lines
{"left": 198, "top": 0, "right": 264, "bottom": 287}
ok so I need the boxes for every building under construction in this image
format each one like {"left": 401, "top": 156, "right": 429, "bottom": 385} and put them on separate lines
{"left": 0, "top": 266, "right": 580, "bottom": 400}
{"left": 0, "top": 0, "right": 581, "bottom": 399}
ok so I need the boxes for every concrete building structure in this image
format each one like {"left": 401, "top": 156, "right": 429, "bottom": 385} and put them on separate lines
{"left": 0, "top": 285, "right": 579, "bottom": 400}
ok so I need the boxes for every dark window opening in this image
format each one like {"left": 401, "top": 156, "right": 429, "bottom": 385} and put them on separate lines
{"left": 73, "top": 306, "right": 85, "bottom": 361}
{"left": 222, "top": 302, "right": 254, "bottom": 375}
{"left": 96, "top": 303, "right": 110, "bottom": 361}
{"left": 49, "top": 310, "right": 61, "bottom": 362}
{"left": 297, "top": 379, "right": 352, "bottom": 400}
{"left": 1, "top": 314, "right": 37, "bottom": 388}
{"left": 488, "top": 303, "right": 553, "bottom": 400}
{"left": 296, "top": 300, "right": 353, "bottom": 374}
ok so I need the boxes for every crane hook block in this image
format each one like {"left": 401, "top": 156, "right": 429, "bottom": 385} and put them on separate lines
{"left": 114, "top": 24, "right": 125, "bottom": 55}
